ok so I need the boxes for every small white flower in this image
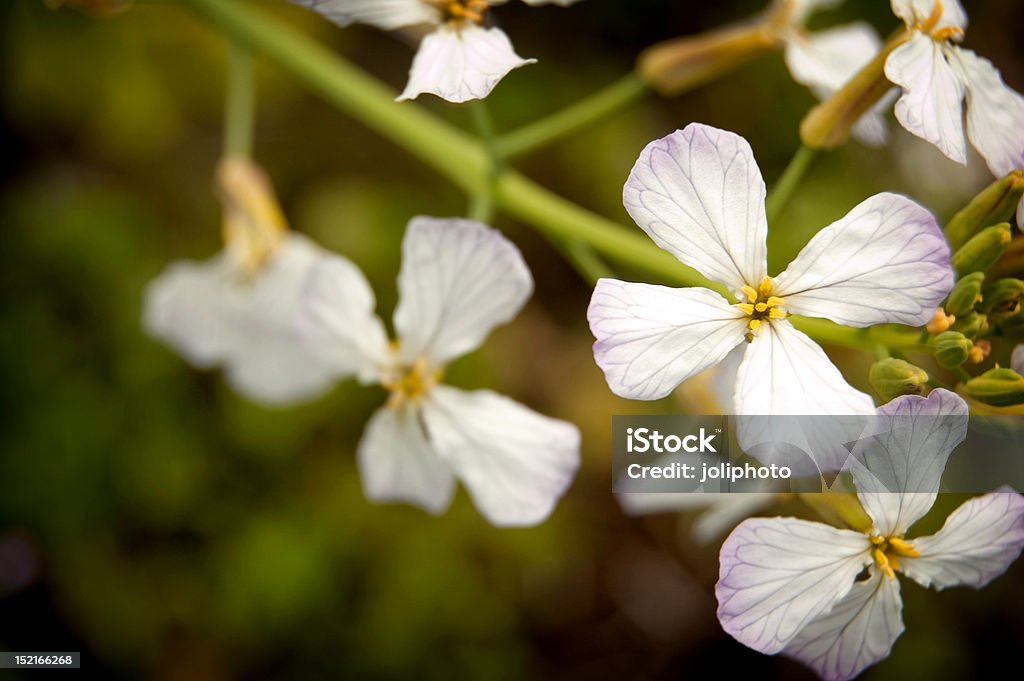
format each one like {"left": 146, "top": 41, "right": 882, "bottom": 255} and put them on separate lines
{"left": 298, "top": 216, "right": 580, "bottom": 526}
{"left": 588, "top": 123, "right": 954, "bottom": 416}
{"left": 716, "top": 389, "right": 1024, "bottom": 681}
{"left": 884, "top": 0, "right": 1024, "bottom": 176}
{"left": 143, "top": 159, "right": 336, "bottom": 407}
{"left": 292, "top": 0, "right": 582, "bottom": 103}
{"left": 777, "top": 0, "right": 892, "bottom": 146}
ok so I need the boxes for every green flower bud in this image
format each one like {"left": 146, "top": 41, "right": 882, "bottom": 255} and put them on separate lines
{"left": 964, "top": 368, "right": 1024, "bottom": 407}
{"left": 951, "top": 223, "right": 1012, "bottom": 277}
{"left": 945, "top": 170, "right": 1024, "bottom": 250}
{"left": 945, "top": 272, "right": 986, "bottom": 317}
{"left": 950, "top": 311, "right": 988, "bottom": 339}
{"left": 933, "top": 331, "right": 973, "bottom": 369}
{"left": 869, "top": 359, "right": 929, "bottom": 401}
{"left": 980, "top": 278, "right": 1024, "bottom": 326}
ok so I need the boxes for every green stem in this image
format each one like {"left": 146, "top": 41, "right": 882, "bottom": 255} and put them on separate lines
{"left": 224, "top": 40, "right": 255, "bottom": 158}
{"left": 562, "top": 239, "right": 616, "bottom": 284}
{"left": 765, "top": 145, "right": 818, "bottom": 224}
{"left": 468, "top": 101, "right": 500, "bottom": 223}
{"left": 495, "top": 72, "right": 649, "bottom": 158}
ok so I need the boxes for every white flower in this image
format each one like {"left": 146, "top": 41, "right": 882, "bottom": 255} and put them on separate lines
{"left": 588, "top": 123, "right": 954, "bottom": 416}
{"left": 716, "top": 389, "right": 1024, "bottom": 681}
{"left": 143, "top": 159, "right": 336, "bottom": 407}
{"left": 298, "top": 216, "right": 580, "bottom": 526}
{"left": 884, "top": 0, "right": 1024, "bottom": 176}
{"left": 777, "top": 0, "right": 892, "bottom": 146}
{"left": 1013, "top": 344, "right": 1024, "bottom": 376}
{"left": 292, "top": 0, "right": 582, "bottom": 103}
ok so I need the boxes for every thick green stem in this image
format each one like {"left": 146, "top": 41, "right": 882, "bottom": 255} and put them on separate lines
{"left": 468, "top": 101, "right": 499, "bottom": 223}
{"left": 181, "top": 0, "right": 927, "bottom": 353}
{"left": 765, "top": 145, "right": 817, "bottom": 224}
{"left": 495, "top": 72, "right": 649, "bottom": 158}
{"left": 224, "top": 41, "right": 254, "bottom": 158}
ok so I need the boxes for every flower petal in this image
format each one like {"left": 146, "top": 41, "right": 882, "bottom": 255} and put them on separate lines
{"left": 901, "top": 489, "right": 1024, "bottom": 589}
{"left": 734, "top": 320, "right": 875, "bottom": 416}
{"left": 1012, "top": 344, "right": 1024, "bottom": 375}
{"left": 623, "top": 124, "right": 769, "bottom": 294}
{"left": 145, "top": 235, "right": 341, "bottom": 406}
{"left": 885, "top": 33, "right": 967, "bottom": 164}
{"left": 288, "top": 0, "right": 437, "bottom": 30}
{"left": 852, "top": 389, "right": 968, "bottom": 536}
{"left": 357, "top": 405, "right": 455, "bottom": 515}
{"left": 716, "top": 517, "right": 871, "bottom": 654}
{"left": 785, "top": 23, "right": 882, "bottom": 97}
{"left": 297, "top": 253, "right": 390, "bottom": 384}
{"left": 588, "top": 280, "right": 747, "bottom": 400}
{"left": 397, "top": 25, "right": 535, "bottom": 103}
{"left": 890, "top": 0, "right": 967, "bottom": 31}
{"left": 394, "top": 217, "right": 532, "bottom": 366}
{"left": 784, "top": 572, "right": 904, "bottom": 681}
{"left": 773, "top": 193, "right": 952, "bottom": 327}
{"left": 953, "top": 47, "right": 1024, "bottom": 177}
{"left": 422, "top": 386, "right": 580, "bottom": 527}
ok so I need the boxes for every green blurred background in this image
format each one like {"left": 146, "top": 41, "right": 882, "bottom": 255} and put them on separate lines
{"left": 2, "top": 0, "right": 1023, "bottom": 678}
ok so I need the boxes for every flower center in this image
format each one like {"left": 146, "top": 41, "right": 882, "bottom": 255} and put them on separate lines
{"left": 916, "top": 0, "right": 964, "bottom": 42}
{"left": 433, "top": 0, "right": 489, "bottom": 25}
{"left": 869, "top": 534, "right": 920, "bottom": 580}
{"left": 381, "top": 355, "right": 442, "bottom": 409}
{"left": 735, "top": 276, "right": 788, "bottom": 340}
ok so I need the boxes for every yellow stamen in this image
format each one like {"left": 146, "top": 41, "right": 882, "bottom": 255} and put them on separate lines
{"left": 932, "top": 26, "right": 964, "bottom": 41}
{"left": 741, "top": 285, "right": 759, "bottom": 303}
{"left": 381, "top": 356, "right": 442, "bottom": 408}
{"left": 926, "top": 308, "right": 955, "bottom": 334}
{"left": 755, "top": 302, "right": 769, "bottom": 312}
{"left": 748, "top": 319, "right": 762, "bottom": 333}
{"left": 888, "top": 537, "right": 921, "bottom": 557}
{"left": 439, "top": 0, "right": 489, "bottom": 24}
{"left": 919, "top": 0, "right": 944, "bottom": 32}
{"left": 873, "top": 547, "right": 896, "bottom": 580}
{"left": 735, "top": 276, "right": 787, "bottom": 338}
{"left": 758, "top": 276, "right": 774, "bottom": 298}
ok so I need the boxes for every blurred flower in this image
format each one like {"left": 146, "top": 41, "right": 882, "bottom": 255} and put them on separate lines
{"left": 884, "top": 0, "right": 1024, "bottom": 176}
{"left": 299, "top": 216, "right": 580, "bottom": 526}
{"left": 587, "top": 123, "right": 953, "bottom": 415}
{"left": 1014, "top": 344, "right": 1024, "bottom": 375}
{"left": 717, "top": 389, "right": 1024, "bottom": 681}
{"left": 143, "top": 158, "right": 337, "bottom": 406}
{"left": 291, "top": 0, "right": 582, "bottom": 102}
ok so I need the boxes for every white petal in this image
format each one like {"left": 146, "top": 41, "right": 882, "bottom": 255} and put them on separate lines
{"left": 143, "top": 254, "right": 238, "bottom": 369}
{"left": 587, "top": 280, "right": 747, "bottom": 400}
{"left": 853, "top": 389, "right": 968, "bottom": 536}
{"left": 394, "top": 217, "right": 532, "bottom": 366}
{"left": 734, "top": 320, "right": 875, "bottom": 416}
{"left": 885, "top": 33, "right": 967, "bottom": 164}
{"left": 901, "top": 490, "right": 1024, "bottom": 590}
{"left": 773, "top": 193, "right": 953, "bottom": 327}
{"left": 422, "top": 386, "right": 580, "bottom": 527}
{"left": 850, "top": 90, "right": 897, "bottom": 147}
{"left": 297, "top": 253, "right": 390, "bottom": 384}
{"left": 623, "top": 124, "right": 769, "bottom": 294}
{"left": 710, "top": 344, "right": 745, "bottom": 413}
{"left": 784, "top": 572, "right": 904, "bottom": 681}
{"left": 785, "top": 23, "right": 882, "bottom": 96}
{"left": 398, "top": 25, "right": 535, "bottom": 103}
{"left": 1012, "top": 344, "right": 1024, "bottom": 375}
{"left": 716, "top": 517, "right": 871, "bottom": 654}
{"left": 954, "top": 47, "right": 1024, "bottom": 177}
{"left": 288, "top": 0, "right": 437, "bottom": 30}
{"left": 145, "top": 236, "right": 340, "bottom": 406}
{"left": 890, "top": 0, "right": 967, "bottom": 31}
{"left": 357, "top": 405, "right": 455, "bottom": 514}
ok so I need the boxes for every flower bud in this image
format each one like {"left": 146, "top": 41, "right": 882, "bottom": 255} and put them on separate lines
{"left": 945, "top": 170, "right": 1024, "bottom": 250}
{"left": 980, "top": 278, "right": 1024, "bottom": 326}
{"left": 933, "top": 331, "right": 973, "bottom": 369}
{"left": 800, "top": 32, "right": 909, "bottom": 149}
{"left": 964, "top": 368, "right": 1024, "bottom": 407}
{"left": 950, "top": 311, "right": 988, "bottom": 339}
{"left": 869, "top": 358, "right": 929, "bottom": 401}
{"left": 951, "top": 223, "right": 1012, "bottom": 277}
{"left": 944, "top": 272, "right": 986, "bottom": 317}
{"left": 967, "top": 340, "right": 991, "bottom": 364}
{"left": 638, "top": 22, "right": 778, "bottom": 96}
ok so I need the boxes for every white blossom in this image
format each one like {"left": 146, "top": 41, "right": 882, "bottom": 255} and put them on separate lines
{"left": 143, "top": 159, "right": 336, "bottom": 407}
{"left": 588, "top": 123, "right": 954, "bottom": 417}
{"left": 292, "top": 0, "right": 582, "bottom": 102}
{"left": 885, "top": 0, "right": 1024, "bottom": 176}
{"left": 299, "top": 216, "right": 580, "bottom": 526}
{"left": 716, "top": 389, "right": 1024, "bottom": 681}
